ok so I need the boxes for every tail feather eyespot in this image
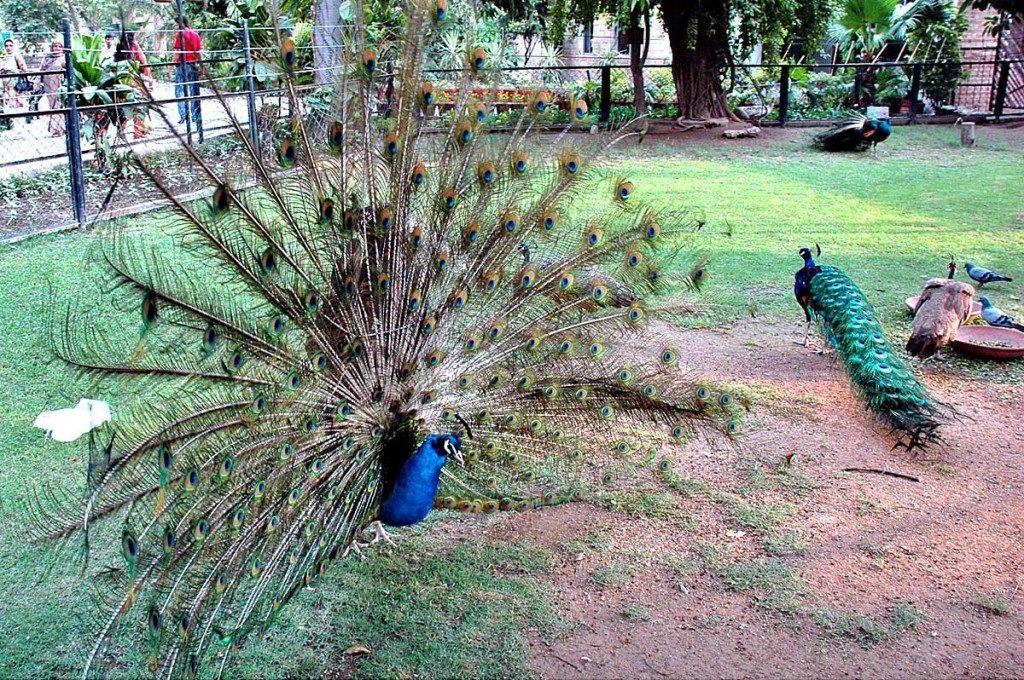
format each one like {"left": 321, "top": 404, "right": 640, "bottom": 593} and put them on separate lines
{"left": 471, "top": 47, "right": 487, "bottom": 71}
{"left": 280, "top": 38, "right": 296, "bottom": 69}
{"left": 615, "top": 180, "right": 634, "bottom": 202}
{"left": 411, "top": 162, "right": 427, "bottom": 187}
{"left": 562, "top": 153, "right": 582, "bottom": 175}
{"left": 328, "top": 121, "right": 344, "bottom": 151}
{"left": 363, "top": 48, "right": 377, "bottom": 73}
{"left": 278, "top": 138, "right": 296, "bottom": 167}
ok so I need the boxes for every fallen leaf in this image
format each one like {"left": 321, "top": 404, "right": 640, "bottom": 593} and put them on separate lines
{"left": 344, "top": 645, "right": 372, "bottom": 656}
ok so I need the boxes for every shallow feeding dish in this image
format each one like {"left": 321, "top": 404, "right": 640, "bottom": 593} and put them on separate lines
{"left": 905, "top": 296, "right": 982, "bottom": 322}
{"left": 952, "top": 326, "right": 1024, "bottom": 360}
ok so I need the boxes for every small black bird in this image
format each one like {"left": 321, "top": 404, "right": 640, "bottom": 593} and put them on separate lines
{"left": 794, "top": 245, "right": 822, "bottom": 346}
{"left": 965, "top": 261, "right": 1012, "bottom": 288}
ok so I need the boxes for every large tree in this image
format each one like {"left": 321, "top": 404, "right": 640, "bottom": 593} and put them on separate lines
{"left": 0, "top": 0, "right": 67, "bottom": 38}
{"left": 538, "top": 0, "right": 832, "bottom": 121}
{"left": 658, "top": 0, "right": 833, "bottom": 120}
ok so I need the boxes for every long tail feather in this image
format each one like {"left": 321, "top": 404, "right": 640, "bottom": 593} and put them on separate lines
{"left": 809, "top": 265, "right": 947, "bottom": 449}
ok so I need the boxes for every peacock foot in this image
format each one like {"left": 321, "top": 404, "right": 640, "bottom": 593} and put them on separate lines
{"left": 342, "top": 540, "right": 368, "bottom": 561}
{"left": 366, "top": 520, "right": 397, "bottom": 547}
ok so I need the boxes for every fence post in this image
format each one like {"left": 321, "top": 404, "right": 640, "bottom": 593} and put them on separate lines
{"left": 242, "top": 19, "right": 259, "bottom": 153}
{"left": 62, "top": 19, "right": 86, "bottom": 227}
{"left": 778, "top": 65, "right": 790, "bottom": 126}
{"left": 993, "top": 60, "right": 1009, "bottom": 120}
{"left": 599, "top": 65, "right": 611, "bottom": 125}
{"left": 908, "top": 63, "right": 922, "bottom": 123}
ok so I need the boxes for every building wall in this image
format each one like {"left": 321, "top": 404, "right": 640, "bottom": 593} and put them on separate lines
{"left": 957, "top": 6, "right": 1000, "bottom": 110}
{"left": 559, "top": 18, "right": 673, "bottom": 67}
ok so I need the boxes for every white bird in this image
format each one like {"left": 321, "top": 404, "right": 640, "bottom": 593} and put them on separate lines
{"left": 32, "top": 399, "right": 111, "bottom": 442}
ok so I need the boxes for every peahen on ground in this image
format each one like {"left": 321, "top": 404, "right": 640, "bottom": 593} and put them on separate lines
{"left": 31, "top": 1, "right": 741, "bottom": 676}
{"left": 813, "top": 116, "right": 892, "bottom": 152}
{"left": 794, "top": 247, "right": 947, "bottom": 450}
{"left": 906, "top": 258, "right": 975, "bottom": 360}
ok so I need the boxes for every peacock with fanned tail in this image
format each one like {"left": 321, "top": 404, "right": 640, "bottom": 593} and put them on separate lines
{"left": 32, "top": 1, "right": 741, "bottom": 676}
{"left": 794, "top": 247, "right": 947, "bottom": 450}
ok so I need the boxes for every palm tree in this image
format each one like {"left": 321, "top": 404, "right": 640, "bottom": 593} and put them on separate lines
{"left": 828, "top": 0, "right": 934, "bottom": 105}
{"left": 830, "top": 0, "right": 925, "bottom": 61}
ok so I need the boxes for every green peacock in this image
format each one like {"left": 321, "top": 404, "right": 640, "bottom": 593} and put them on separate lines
{"left": 32, "top": 1, "right": 743, "bottom": 676}
{"left": 794, "top": 247, "right": 947, "bottom": 450}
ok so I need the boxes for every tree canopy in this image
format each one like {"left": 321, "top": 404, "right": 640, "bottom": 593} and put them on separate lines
{"left": 965, "top": 0, "right": 1024, "bottom": 14}
{"left": 488, "top": 0, "right": 833, "bottom": 118}
{"left": 0, "top": 0, "right": 66, "bottom": 39}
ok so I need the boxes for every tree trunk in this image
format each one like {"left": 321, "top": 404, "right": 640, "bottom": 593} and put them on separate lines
{"left": 313, "top": 0, "right": 343, "bottom": 85}
{"left": 628, "top": 6, "right": 646, "bottom": 116}
{"left": 660, "top": 0, "right": 732, "bottom": 121}
{"left": 65, "top": 0, "right": 81, "bottom": 32}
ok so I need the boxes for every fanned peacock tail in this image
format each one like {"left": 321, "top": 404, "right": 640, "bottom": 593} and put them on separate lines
{"left": 31, "top": 1, "right": 742, "bottom": 676}
{"left": 808, "top": 264, "right": 945, "bottom": 449}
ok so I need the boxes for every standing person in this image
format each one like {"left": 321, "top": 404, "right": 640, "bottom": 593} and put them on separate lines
{"left": 1, "top": 38, "right": 27, "bottom": 128}
{"left": 101, "top": 32, "right": 117, "bottom": 65}
{"left": 172, "top": 16, "right": 202, "bottom": 133}
{"left": 37, "top": 38, "right": 65, "bottom": 137}
{"left": 115, "top": 31, "right": 153, "bottom": 139}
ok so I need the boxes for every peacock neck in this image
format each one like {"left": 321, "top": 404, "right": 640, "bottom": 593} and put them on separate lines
{"left": 378, "top": 436, "right": 447, "bottom": 527}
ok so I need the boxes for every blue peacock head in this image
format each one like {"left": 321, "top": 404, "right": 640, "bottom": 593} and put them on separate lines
{"left": 867, "top": 117, "right": 892, "bottom": 142}
{"left": 421, "top": 433, "right": 464, "bottom": 470}
{"left": 798, "top": 245, "right": 820, "bottom": 265}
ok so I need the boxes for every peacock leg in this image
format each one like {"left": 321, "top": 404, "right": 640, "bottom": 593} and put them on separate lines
{"left": 792, "top": 321, "right": 812, "bottom": 347}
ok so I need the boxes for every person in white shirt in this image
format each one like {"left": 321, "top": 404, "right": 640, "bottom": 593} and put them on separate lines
{"left": 101, "top": 31, "right": 116, "bottom": 65}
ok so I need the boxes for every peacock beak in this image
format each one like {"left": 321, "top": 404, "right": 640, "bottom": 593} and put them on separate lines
{"left": 443, "top": 438, "right": 465, "bottom": 468}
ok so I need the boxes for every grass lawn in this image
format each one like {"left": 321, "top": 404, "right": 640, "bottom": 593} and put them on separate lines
{"left": 1, "top": 125, "right": 1022, "bottom": 677}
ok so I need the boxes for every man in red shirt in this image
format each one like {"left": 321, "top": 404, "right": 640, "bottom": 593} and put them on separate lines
{"left": 173, "top": 16, "right": 203, "bottom": 132}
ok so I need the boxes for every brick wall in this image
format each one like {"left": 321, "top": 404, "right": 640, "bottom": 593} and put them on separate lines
{"left": 957, "top": 6, "right": 1000, "bottom": 110}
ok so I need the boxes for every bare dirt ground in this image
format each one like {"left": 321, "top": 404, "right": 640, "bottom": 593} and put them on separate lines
{"left": 480, "top": 316, "right": 1023, "bottom": 679}
{"left": 631, "top": 117, "right": 1024, "bottom": 154}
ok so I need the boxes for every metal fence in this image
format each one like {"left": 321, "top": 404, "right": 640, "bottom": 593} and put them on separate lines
{"left": 1, "top": 17, "right": 1022, "bottom": 240}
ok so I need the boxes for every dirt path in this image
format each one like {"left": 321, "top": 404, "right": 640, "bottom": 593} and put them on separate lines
{"left": 483, "top": 317, "right": 1024, "bottom": 678}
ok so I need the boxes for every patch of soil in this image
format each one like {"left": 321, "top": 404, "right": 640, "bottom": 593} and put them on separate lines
{"left": 483, "top": 317, "right": 1024, "bottom": 678}
{"left": 0, "top": 135, "right": 246, "bottom": 240}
